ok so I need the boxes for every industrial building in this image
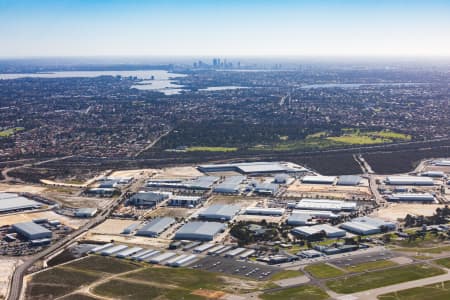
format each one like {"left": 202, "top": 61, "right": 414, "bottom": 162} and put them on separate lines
{"left": 251, "top": 182, "right": 279, "bottom": 195}
{"left": 122, "top": 223, "right": 139, "bottom": 234}
{"left": 101, "top": 245, "right": 128, "bottom": 256}
{"left": 198, "top": 204, "right": 240, "bottom": 221}
{"left": 388, "top": 193, "right": 435, "bottom": 202}
{"left": 128, "top": 191, "right": 171, "bottom": 207}
{"left": 116, "top": 247, "right": 143, "bottom": 258}
{"left": 291, "top": 224, "right": 346, "bottom": 238}
{"left": 168, "top": 195, "right": 202, "bottom": 207}
{"left": 213, "top": 176, "right": 246, "bottom": 194}
{"left": 244, "top": 207, "right": 285, "bottom": 216}
{"left": 86, "top": 188, "right": 117, "bottom": 196}
{"left": 385, "top": 176, "right": 434, "bottom": 186}
{"left": 286, "top": 213, "right": 314, "bottom": 226}
{"left": 295, "top": 199, "right": 357, "bottom": 211}
{"left": 149, "top": 252, "right": 177, "bottom": 264}
{"left": 337, "top": 175, "right": 362, "bottom": 186}
{"left": 273, "top": 174, "right": 291, "bottom": 184}
{"left": 421, "top": 171, "right": 445, "bottom": 178}
{"left": 185, "top": 176, "right": 220, "bottom": 190}
{"left": 292, "top": 210, "right": 339, "bottom": 219}
{"left": 174, "top": 221, "right": 225, "bottom": 241}
{"left": 12, "top": 221, "right": 52, "bottom": 240}
{"left": 433, "top": 160, "right": 450, "bottom": 166}
{"left": 0, "top": 193, "right": 42, "bottom": 213}
{"left": 193, "top": 242, "right": 216, "bottom": 253}
{"left": 301, "top": 175, "right": 336, "bottom": 184}
{"left": 198, "top": 161, "right": 308, "bottom": 174}
{"left": 74, "top": 207, "right": 98, "bottom": 218}
{"left": 136, "top": 217, "right": 175, "bottom": 237}
{"left": 340, "top": 216, "right": 396, "bottom": 235}
{"left": 98, "top": 180, "right": 118, "bottom": 189}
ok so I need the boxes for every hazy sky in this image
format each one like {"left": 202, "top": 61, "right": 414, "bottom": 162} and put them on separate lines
{"left": 1, "top": 0, "right": 450, "bottom": 57}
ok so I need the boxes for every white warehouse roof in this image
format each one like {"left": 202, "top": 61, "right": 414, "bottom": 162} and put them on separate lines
{"left": 302, "top": 176, "right": 337, "bottom": 184}
{"left": 292, "top": 224, "right": 346, "bottom": 238}
{"left": 388, "top": 193, "right": 435, "bottom": 202}
{"left": 199, "top": 204, "right": 240, "bottom": 220}
{"left": 386, "top": 176, "right": 434, "bottom": 186}
{"left": 0, "top": 193, "right": 42, "bottom": 213}
{"left": 174, "top": 221, "right": 225, "bottom": 241}
{"left": 295, "top": 199, "right": 357, "bottom": 211}
{"left": 244, "top": 207, "right": 285, "bottom": 216}
{"left": 136, "top": 217, "right": 175, "bottom": 237}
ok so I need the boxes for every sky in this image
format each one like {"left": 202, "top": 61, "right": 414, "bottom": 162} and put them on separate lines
{"left": 1, "top": 0, "right": 450, "bottom": 58}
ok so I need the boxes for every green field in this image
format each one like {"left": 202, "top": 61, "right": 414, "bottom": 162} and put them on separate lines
{"left": 269, "top": 270, "right": 304, "bottom": 281}
{"left": 435, "top": 257, "right": 450, "bottom": 268}
{"left": 0, "top": 127, "right": 24, "bottom": 137}
{"left": 378, "top": 280, "right": 450, "bottom": 300}
{"left": 326, "top": 264, "right": 445, "bottom": 294}
{"left": 260, "top": 285, "right": 329, "bottom": 300}
{"left": 186, "top": 146, "right": 238, "bottom": 152}
{"left": 93, "top": 279, "right": 204, "bottom": 300}
{"left": 305, "top": 263, "right": 346, "bottom": 279}
{"left": 344, "top": 260, "right": 398, "bottom": 273}
{"left": 26, "top": 267, "right": 101, "bottom": 299}
{"left": 65, "top": 255, "right": 140, "bottom": 274}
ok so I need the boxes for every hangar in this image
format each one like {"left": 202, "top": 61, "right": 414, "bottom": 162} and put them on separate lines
{"left": 292, "top": 224, "right": 346, "bottom": 238}
{"left": 174, "top": 221, "right": 225, "bottom": 241}
{"left": 198, "top": 204, "right": 240, "bottom": 221}
{"left": 12, "top": 221, "right": 52, "bottom": 240}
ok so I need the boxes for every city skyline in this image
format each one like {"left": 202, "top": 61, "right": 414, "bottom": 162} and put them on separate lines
{"left": 1, "top": 0, "right": 450, "bottom": 58}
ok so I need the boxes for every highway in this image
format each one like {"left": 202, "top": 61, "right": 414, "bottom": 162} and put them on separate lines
{"left": 6, "top": 178, "right": 142, "bottom": 300}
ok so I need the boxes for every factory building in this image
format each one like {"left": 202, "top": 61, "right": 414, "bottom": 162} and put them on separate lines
{"left": 168, "top": 195, "right": 202, "bottom": 207}
{"left": 86, "top": 188, "right": 117, "bottom": 196}
{"left": 128, "top": 191, "right": 171, "bottom": 207}
{"left": 388, "top": 193, "right": 435, "bottom": 202}
{"left": 433, "top": 160, "right": 450, "bottom": 166}
{"left": 340, "top": 216, "right": 396, "bottom": 235}
{"left": 174, "top": 221, "right": 226, "bottom": 241}
{"left": 198, "top": 161, "right": 308, "bottom": 174}
{"left": 337, "top": 175, "right": 362, "bottom": 186}
{"left": 250, "top": 182, "right": 279, "bottom": 195}
{"left": 292, "top": 210, "right": 339, "bottom": 219}
{"left": 273, "top": 174, "right": 291, "bottom": 184}
{"left": 98, "top": 180, "right": 119, "bottom": 189}
{"left": 385, "top": 176, "right": 434, "bottom": 186}
{"left": 198, "top": 204, "right": 240, "bottom": 221}
{"left": 244, "top": 207, "right": 285, "bottom": 216}
{"left": 420, "top": 171, "right": 445, "bottom": 178}
{"left": 74, "top": 207, "right": 98, "bottom": 218}
{"left": 12, "top": 221, "right": 52, "bottom": 240}
{"left": 292, "top": 224, "right": 346, "bottom": 238}
{"left": 136, "top": 217, "right": 175, "bottom": 237}
{"left": 295, "top": 199, "right": 357, "bottom": 212}
{"left": 286, "top": 213, "right": 314, "bottom": 226}
{"left": 213, "top": 176, "right": 246, "bottom": 194}
{"left": 301, "top": 175, "right": 336, "bottom": 184}
{"left": 0, "top": 193, "right": 42, "bottom": 213}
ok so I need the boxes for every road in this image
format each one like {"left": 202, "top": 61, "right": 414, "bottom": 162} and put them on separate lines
{"left": 6, "top": 178, "right": 141, "bottom": 300}
{"left": 134, "top": 129, "right": 172, "bottom": 158}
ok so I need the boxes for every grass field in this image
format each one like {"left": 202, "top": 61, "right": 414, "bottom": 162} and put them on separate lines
{"left": 326, "top": 264, "right": 445, "bottom": 294}
{"left": 378, "top": 280, "right": 450, "bottom": 300}
{"left": 260, "top": 285, "right": 329, "bottom": 300}
{"left": 26, "top": 267, "right": 101, "bottom": 299}
{"left": 435, "top": 257, "right": 450, "bottom": 268}
{"left": 0, "top": 127, "right": 24, "bottom": 137}
{"left": 305, "top": 263, "right": 346, "bottom": 279}
{"left": 269, "top": 270, "right": 304, "bottom": 281}
{"left": 65, "top": 255, "right": 140, "bottom": 274}
{"left": 344, "top": 260, "right": 398, "bottom": 273}
{"left": 186, "top": 146, "right": 238, "bottom": 152}
{"left": 93, "top": 279, "right": 204, "bottom": 300}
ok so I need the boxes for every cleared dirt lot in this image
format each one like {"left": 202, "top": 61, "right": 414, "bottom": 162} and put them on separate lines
{"left": 0, "top": 183, "right": 47, "bottom": 194}
{"left": 373, "top": 203, "right": 445, "bottom": 221}
{"left": 152, "top": 166, "right": 203, "bottom": 179}
{"left": 109, "top": 168, "right": 158, "bottom": 179}
{"left": 146, "top": 206, "right": 196, "bottom": 219}
{"left": 285, "top": 180, "right": 372, "bottom": 200}
{"left": 0, "top": 210, "right": 87, "bottom": 229}
{"left": 0, "top": 258, "right": 21, "bottom": 299}
{"left": 90, "top": 219, "right": 138, "bottom": 235}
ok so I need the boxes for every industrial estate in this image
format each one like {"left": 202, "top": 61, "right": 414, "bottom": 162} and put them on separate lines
{"left": 1, "top": 156, "right": 450, "bottom": 300}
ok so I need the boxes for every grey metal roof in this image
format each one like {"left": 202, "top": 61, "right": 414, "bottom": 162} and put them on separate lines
{"left": 187, "top": 176, "right": 219, "bottom": 189}
{"left": 76, "top": 208, "right": 97, "bottom": 214}
{"left": 12, "top": 221, "right": 52, "bottom": 236}
{"left": 337, "top": 175, "right": 362, "bottom": 186}
{"left": 199, "top": 204, "right": 240, "bottom": 219}
{"left": 175, "top": 221, "right": 225, "bottom": 237}
{"left": 213, "top": 176, "right": 246, "bottom": 192}
{"left": 352, "top": 216, "right": 396, "bottom": 229}
{"left": 136, "top": 217, "right": 175, "bottom": 236}
{"left": 0, "top": 195, "right": 41, "bottom": 212}
{"left": 198, "top": 162, "right": 308, "bottom": 174}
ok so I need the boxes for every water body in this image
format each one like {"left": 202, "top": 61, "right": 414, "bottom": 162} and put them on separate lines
{"left": 0, "top": 70, "right": 186, "bottom": 95}
{"left": 199, "top": 86, "right": 249, "bottom": 91}
{"left": 300, "top": 82, "right": 425, "bottom": 89}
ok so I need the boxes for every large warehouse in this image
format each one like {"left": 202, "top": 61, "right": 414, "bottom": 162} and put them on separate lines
{"left": 169, "top": 195, "right": 202, "bottom": 207}
{"left": 198, "top": 204, "right": 241, "bottom": 221}
{"left": 12, "top": 221, "right": 52, "bottom": 240}
{"left": 301, "top": 176, "right": 337, "bottom": 184}
{"left": 244, "top": 207, "right": 285, "bottom": 216}
{"left": 433, "top": 160, "right": 450, "bottom": 166}
{"left": 387, "top": 193, "right": 435, "bottom": 202}
{"left": 213, "top": 176, "right": 246, "bottom": 194}
{"left": 128, "top": 191, "right": 171, "bottom": 207}
{"left": 337, "top": 175, "right": 362, "bottom": 186}
{"left": 295, "top": 199, "right": 357, "bottom": 212}
{"left": 340, "top": 216, "right": 396, "bottom": 235}
{"left": 292, "top": 224, "right": 346, "bottom": 238}
{"left": 286, "top": 212, "right": 314, "bottom": 226}
{"left": 198, "top": 161, "right": 308, "bottom": 174}
{"left": 0, "top": 193, "right": 42, "bottom": 213}
{"left": 385, "top": 176, "right": 434, "bottom": 186}
{"left": 136, "top": 217, "right": 175, "bottom": 237}
{"left": 174, "top": 221, "right": 225, "bottom": 241}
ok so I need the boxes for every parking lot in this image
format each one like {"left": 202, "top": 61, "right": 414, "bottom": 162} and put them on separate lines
{"left": 193, "top": 256, "right": 281, "bottom": 280}
{"left": 328, "top": 250, "right": 398, "bottom": 268}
